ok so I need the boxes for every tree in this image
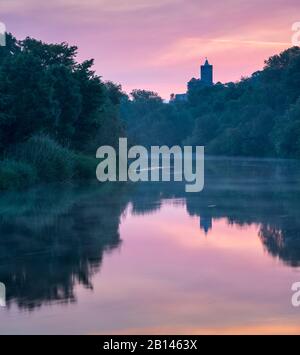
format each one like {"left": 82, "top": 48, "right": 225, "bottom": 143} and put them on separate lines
{"left": 0, "top": 34, "right": 125, "bottom": 154}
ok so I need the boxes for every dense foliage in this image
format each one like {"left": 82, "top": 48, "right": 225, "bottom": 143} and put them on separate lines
{"left": 0, "top": 33, "right": 125, "bottom": 189}
{"left": 1, "top": 33, "right": 300, "bottom": 190}
{"left": 122, "top": 47, "right": 300, "bottom": 158}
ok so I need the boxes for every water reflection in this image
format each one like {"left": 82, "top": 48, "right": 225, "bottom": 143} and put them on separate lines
{"left": 0, "top": 184, "right": 128, "bottom": 310}
{"left": 0, "top": 158, "right": 300, "bottom": 314}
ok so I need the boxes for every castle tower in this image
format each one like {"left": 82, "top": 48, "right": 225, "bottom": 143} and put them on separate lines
{"left": 200, "top": 58, "right": 213, "bottom": 86}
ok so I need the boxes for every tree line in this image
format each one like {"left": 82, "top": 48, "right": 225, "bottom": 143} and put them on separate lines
{"left": 0, "top": 33, "right": 125, "bottom": 189}
{"left": 122, "top": 47, "right": 300, "bottom": 159}
{"left": 1, "top": 33, "right": 300, "bottom": 190}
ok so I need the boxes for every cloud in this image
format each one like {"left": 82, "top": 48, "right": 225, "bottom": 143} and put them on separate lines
{"left": 152, "top": 37, "right": 291, "bottom": 67}
{"left": 1, "top": 0, "right": 299, "bottom": 98}
{"left": 0, "top": 0, "right": 178, "bottom": 14}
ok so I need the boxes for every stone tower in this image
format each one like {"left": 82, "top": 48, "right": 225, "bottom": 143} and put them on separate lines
{"left": 200, "top": 58, "right": 213, "bottom": 86}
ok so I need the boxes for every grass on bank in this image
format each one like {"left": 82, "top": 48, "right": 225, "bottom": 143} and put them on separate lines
{"left": 0, "top": 135, "right": 97, "bottom": 191}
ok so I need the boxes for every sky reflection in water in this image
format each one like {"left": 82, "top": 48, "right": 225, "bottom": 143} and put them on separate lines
{"left": 0, "top": 158, "right": 300, "bottom": 334}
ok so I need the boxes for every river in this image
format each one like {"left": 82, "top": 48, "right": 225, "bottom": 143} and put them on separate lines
{"left": 1, "top": 157, "right": 300, "bottom": 334}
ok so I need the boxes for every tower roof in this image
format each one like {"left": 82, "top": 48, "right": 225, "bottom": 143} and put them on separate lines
{"left": 204, "top": 58, "right": 210, "bottom": 66}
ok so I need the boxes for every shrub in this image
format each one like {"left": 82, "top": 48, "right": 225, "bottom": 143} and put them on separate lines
{"left": 12, "top": 134, "right": 74, "bottom": 182}
{"left": 0, "top": 160, "right": 37, "bottom": 190}
{"left": 72, "top": 153, "right": 97, "bottom": 180}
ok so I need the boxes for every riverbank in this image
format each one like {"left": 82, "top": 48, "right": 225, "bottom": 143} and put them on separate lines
{"left": 0, "top": 135, "right": 97, "bottom": 191}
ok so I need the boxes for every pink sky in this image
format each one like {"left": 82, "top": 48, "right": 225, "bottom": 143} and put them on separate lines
{"left": 1, "top": 0, "right": 299, "bottom": 98}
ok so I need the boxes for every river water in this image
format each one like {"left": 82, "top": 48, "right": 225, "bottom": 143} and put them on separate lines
{"left": 1, "top": 158, "right": 300, "bottom": 334}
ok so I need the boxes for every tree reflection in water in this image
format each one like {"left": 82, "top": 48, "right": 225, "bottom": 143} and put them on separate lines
{"left": 1, "top": 158, "right": 300, "bottom": 310}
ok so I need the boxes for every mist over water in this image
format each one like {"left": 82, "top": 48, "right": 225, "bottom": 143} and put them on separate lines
{"left": 1, "top": 157, "right": 300, "bottom": 334}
